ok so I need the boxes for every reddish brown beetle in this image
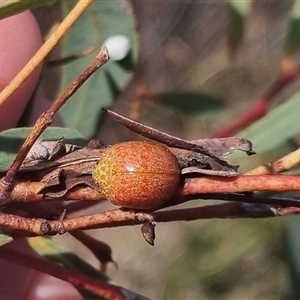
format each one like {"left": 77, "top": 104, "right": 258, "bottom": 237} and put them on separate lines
{"left": 92, "top": 141, "right": 180, "bottom": 209}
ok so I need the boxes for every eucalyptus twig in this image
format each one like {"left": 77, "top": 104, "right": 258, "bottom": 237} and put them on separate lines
{"left": 2, "top": 191, "right": 300, "bottom": 236}
{"left": 246, "top": 146, "right": 300, "bottom": 175}
{"left": 155, "top": 203, "right": 273, "bottom": 221}
{"left": 0, "top": 47, "right": 109, "bottom": 205}
{"left": 0, "top": 245, "right": 126, "bottom": 300}
{"left": 17, "top": 203, "right": 117, "bottom": 272}
{"left": 169, "top": 192, "right": 300, "bottom": 209}
{"left": 181, "top": 174, "right": 300, "bottom": 196}
{"left": 0, "top": 209, "right": 154, "bottom": 236}
{"left": 0, "top": 211, "right": 48, "bottom": 235}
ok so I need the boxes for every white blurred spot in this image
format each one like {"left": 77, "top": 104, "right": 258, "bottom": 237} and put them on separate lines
{"left": 104, "top": 35, "right": 131, "bottom": 61}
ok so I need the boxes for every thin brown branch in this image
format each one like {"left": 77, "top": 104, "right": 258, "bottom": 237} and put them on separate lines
{"left": 0, "top": 244, "right": 126, "bottom": 300}
{"left": 167, "top": 192, "right": 300, "bottom": 209}
{"left": 155, "top": 202, "right": 300, "bottom": 220}
{"left": 155, "top": 203, "right": 273, "bottom": 220}
{"left": 2, "top": 193, "right": 299, "bottom": 236}
{"left": 48, "top": 202, "right": 299, "bottom": 226}
{"left": 48, "top": 46, "right": 97, "bottom": 67}
{"left": 0, "top": 211, "right": 47, "bottom": 235}
{"left": 0, "top": 209, "right": 154, "bottom": 235}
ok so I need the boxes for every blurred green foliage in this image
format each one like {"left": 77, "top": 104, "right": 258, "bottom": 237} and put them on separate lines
{"left": 227, "top": 0, "right": 251, "bottom": 57}
{"left": 284, "top": 1, "right": 300, "bottom": 56}
{"left": 58, "top": 0, "right": 138, "bottom": 139}
{"left": 0, "top": 127, "right": 84, "bottom": 170}
{"left": 0, "top": 0, "right": 56, "bottom": 20}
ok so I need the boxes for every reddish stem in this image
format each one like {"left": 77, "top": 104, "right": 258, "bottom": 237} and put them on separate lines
{"left": 0, "top": 245, "right": 125, "bottom": 300}
{"left": 183, "top": 175, "right": 300, "bottom": 195}
{"left": 213, "top": 65, "right": 300, "bottom": 137}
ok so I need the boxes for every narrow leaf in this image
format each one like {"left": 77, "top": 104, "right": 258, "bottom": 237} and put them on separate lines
{"left": 227, "top": 0, "right": 251, "bottom": 57}
{"left": 0, "top": 233, "right": 13, "bottom": 247}
{"left": 284, "top": 217, "right": 300, "bottom": 299}
{"left": 236, "top": 90, "right": 300, "bottom": 153}
{"left": 0, "top": 127, "right": 84, "bottom": 170}
{"left": 58, "top": 0, "right": 138, "bottom": 138}
{"left": 155, "top": 92, "right": 224, "bottom": 116}
{"left": 284, "top": 1, "right": 300, "bottom": 56}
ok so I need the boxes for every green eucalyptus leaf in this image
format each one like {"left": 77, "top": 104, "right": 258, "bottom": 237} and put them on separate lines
{"left": 58, "top": 0, "right": 138, "bottom": 139}
{"left": 0, "top": 0, "right": 56, "bottom": 20}
{"left": 284, "top": 216, "right": 300, "bottom": 299}
{"left": 0, "top": 233, "right": 13, "bottom": 247}
{"left": 237, "top": 90, "right": 300, "bottom": 153}
{"left": 0, "top": 127, "right": 84, "bottom": 170}
{"left": 155, "top": 92, "right": 224, "bottom": 116}
{"left": 284, "top": 1, "right": 300, "bottom": 56}
{"left": 227, "top": 0, "right": 251, "bottom": 57}
{"left": 228, "top": 90, "right": 300, "bottom": 170}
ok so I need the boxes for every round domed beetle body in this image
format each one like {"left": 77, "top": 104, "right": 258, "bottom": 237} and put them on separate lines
{"left": 92, "top": 141, "right": 180, "bottom": 209}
